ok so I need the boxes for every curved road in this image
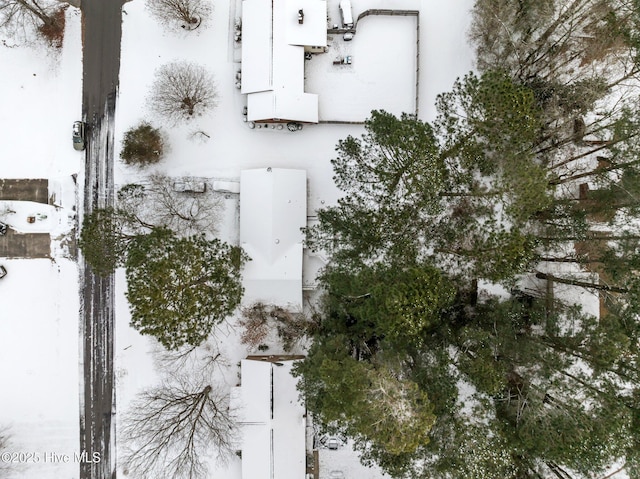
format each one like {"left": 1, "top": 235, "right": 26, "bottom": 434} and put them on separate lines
{"left": 79, "top": 0, "right": 123, "bottom": 478}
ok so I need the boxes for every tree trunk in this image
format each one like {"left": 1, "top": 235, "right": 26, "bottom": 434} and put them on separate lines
{"left": 549, "top": 158, "right": 640, "bottom": 186}
{"left": 535, "top": 271, "right": 628, "bottom": 293}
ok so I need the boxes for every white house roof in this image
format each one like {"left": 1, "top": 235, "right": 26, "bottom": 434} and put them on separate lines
{"left": 241, "top": 0, "right": 327, "bottom": 123}
{"left": 231, "top": 359, "right": 306, "bottom": 479}
{"left": 240, "top": 0, "right": 272, "bottom": 94}
{"left": 240, "top": 168, "right": 307, "bottom": 309}
{"left": 285, "top": 0, "right": 328, "bottom": 46}
{"left": 248, "top": 91, "right": 319, "bottom": 125}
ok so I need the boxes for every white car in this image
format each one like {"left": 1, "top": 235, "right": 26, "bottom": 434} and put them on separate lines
{"left": 326, "top": 437, "right": 340, "bottom": 450}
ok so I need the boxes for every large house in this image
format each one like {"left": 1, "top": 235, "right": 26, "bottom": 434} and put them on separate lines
{"left": 240, "top": 168, "right": 307, "bottom": 309}
{"left": 241, "top": 0, "right": 327, "bottom": 123}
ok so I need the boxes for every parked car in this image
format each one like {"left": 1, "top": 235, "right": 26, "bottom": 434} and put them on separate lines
{"left": 326, "top": 437, "right": 340, "bottom": 450}
{"left": 72, "top": 121, "right": 85, "bottom": 151}
{"left": 0, "top": 222, "right": 7, "bottom": 236}
{"left": 0, "top": 265, "right": 6, "bottom": 279}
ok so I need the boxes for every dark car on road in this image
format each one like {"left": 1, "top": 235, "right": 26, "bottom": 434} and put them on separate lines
{"left": 0, "top": 265, "right": 6, "bottom": 279}
{"left": 0, "top": 222, "right": 6, "bottom": 235}
{"left": 73, "top": 121, "right": 86, "bottom": 151}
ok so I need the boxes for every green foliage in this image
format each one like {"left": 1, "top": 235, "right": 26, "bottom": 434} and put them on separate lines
{"left": 307, "top": 110, "right": 443, "bottom": 267}
{"left": 299, "top": 19, "right": 640, "bottom": 474}
{"left": 293, "top": 336, "right": 435, "bottom": 457}
{"left": 425, "top": 420, "right": 519, "bottom": 479}
{"left": 322, "top": 262, "right": 456, "bottom": 350}
{"left": 436, "top": 70, "right": 541, "bottom": 174}
{"left": 526, "top": 76, "right": 610, "bottom": 118}
{"left": 78, "top": 207, "right": 133, "bottom": 276}
{"left": 463, "top": 299, "right": 640, "bottom": 477}
{"left": 303, "top": 274, "right": 640, "bottom": 478}
{"left": 125, "top": 229, "right": 246, "bottom": 349}
{"left": 120, "top": 122, "right": 165, "bottom": 166}
{"left": 435, "top": 221, "right": 539, "bottom": 282}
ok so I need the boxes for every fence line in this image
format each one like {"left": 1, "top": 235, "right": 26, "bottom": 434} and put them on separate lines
{"left": 355, "top": 9, "right": 420, "bottom": 117}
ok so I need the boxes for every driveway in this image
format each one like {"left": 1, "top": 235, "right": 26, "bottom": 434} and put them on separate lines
{"left": 0, "top": 228, "right": 50, "bottom": 258}
{"left": 0, "top": 178, "right": 49, "bottom": 203}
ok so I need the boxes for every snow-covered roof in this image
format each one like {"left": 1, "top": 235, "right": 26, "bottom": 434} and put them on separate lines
{"left": 240, "top": 168, "right": 307, "bottom": 309}
{"left": 241, "top": 0, "right": 327, "bottom": 123}
{"left": 231, "top": 359, "right": 306, "bottom": 479}
{"left": 248, "top": 91, "right": 320, "bottom": 125}
{"left": 286, "top": 0, "right": 328, "bottom": 46}
{"left": 240, "top": 0, "right": 272, "bottom": 94}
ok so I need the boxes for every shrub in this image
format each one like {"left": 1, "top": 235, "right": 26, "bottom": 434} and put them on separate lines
{"left": 120, "top": 122, "right": 165, "bottom": 166}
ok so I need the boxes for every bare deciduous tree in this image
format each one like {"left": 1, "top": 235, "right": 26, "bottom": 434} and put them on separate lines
{"left": 117, "top": 174, "right": 224, "bottom": 237}
{"left": 470, "top": 0, "right": 640, "bottom": 86}
{"left": 149, "top": 61, "right": 218, "bottom": 124}
{"left": 152, "top": 339, "right": 228, "bottom": 378}
{"left": 0, "top": 0, "right": 63, "bottom": 45}
{"left": 145, "top": 0, "right": 212, "bottom": 31}
{"left": 120, "top": 374, "right": 236, "bottom": 479}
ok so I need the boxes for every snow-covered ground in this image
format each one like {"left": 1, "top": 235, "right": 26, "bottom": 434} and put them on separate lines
{"left": 0, "top": 7, "right": 82, "bottom": 479}
{"left": 0, "top": 10, "right": 83, "bottom": 179}
{"left": 307, "top": 14, "right": 418, "bottom": 122}
{"left": 0, "top": 1, "right": 475, "bottom": 478}
{"left": 0, "top": 258, "right": 80, "bottom": 479}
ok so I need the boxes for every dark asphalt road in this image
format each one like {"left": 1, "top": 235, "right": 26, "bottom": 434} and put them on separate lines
{"left": 79, "top": 0, "right": 123, "bottom": 478}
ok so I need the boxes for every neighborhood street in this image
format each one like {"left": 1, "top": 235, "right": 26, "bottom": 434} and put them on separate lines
{"left": 79, "top": 0, "right": 123, "bottom": 477}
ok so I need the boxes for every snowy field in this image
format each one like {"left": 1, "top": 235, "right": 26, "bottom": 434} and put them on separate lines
{"left": 0, "top": 258, "right": 80, "bottom": 479}
{"left": 0, "top": 9, "right": 83, "bottom": 179}
{"left": 0, "top": 8, "right": 82, "bottom": 479}
{"left": 0, "top": 0, "right": 476, "bottom": 478}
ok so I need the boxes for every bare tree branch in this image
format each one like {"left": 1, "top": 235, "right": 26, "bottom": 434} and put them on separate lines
{"left": 238, "top": 302, "right": 317, "bottom": 352}
{"left": 152, "top": 339, "right": 228, "bottom": 378}
{"left": 145, "top": 0, "right": 212, "bottom": 31}
{"left": 0, "top": 0, "right": 61, "bottom": 45}
{"left": 120, "top": 374, "right": 236, "bottom": 479}
{"left": 148, "top": 61, "right": 218, "bottom": 124}
{"left": 117, "top": 175, "right": 224, "bottom": 237}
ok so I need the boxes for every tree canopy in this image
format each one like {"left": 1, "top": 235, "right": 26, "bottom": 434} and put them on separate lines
{"left": 78, "top": 207, "right": 136, "bottom": 277}
{"left": 300, "top": 58, "right": 640, "bottom": 477}
{"left": 125, "top": 229, "right": 246, "bottom": 350}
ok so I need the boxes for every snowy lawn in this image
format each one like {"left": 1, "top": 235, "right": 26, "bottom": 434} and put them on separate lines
{"left": 0, "top": 7, "right": 82, "bottom": 479}
{"left": 0, "top": 258, "right": 79, "bottom": 479}
{"left": 0, "top": 10, "right": 83, "bottom": 180}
